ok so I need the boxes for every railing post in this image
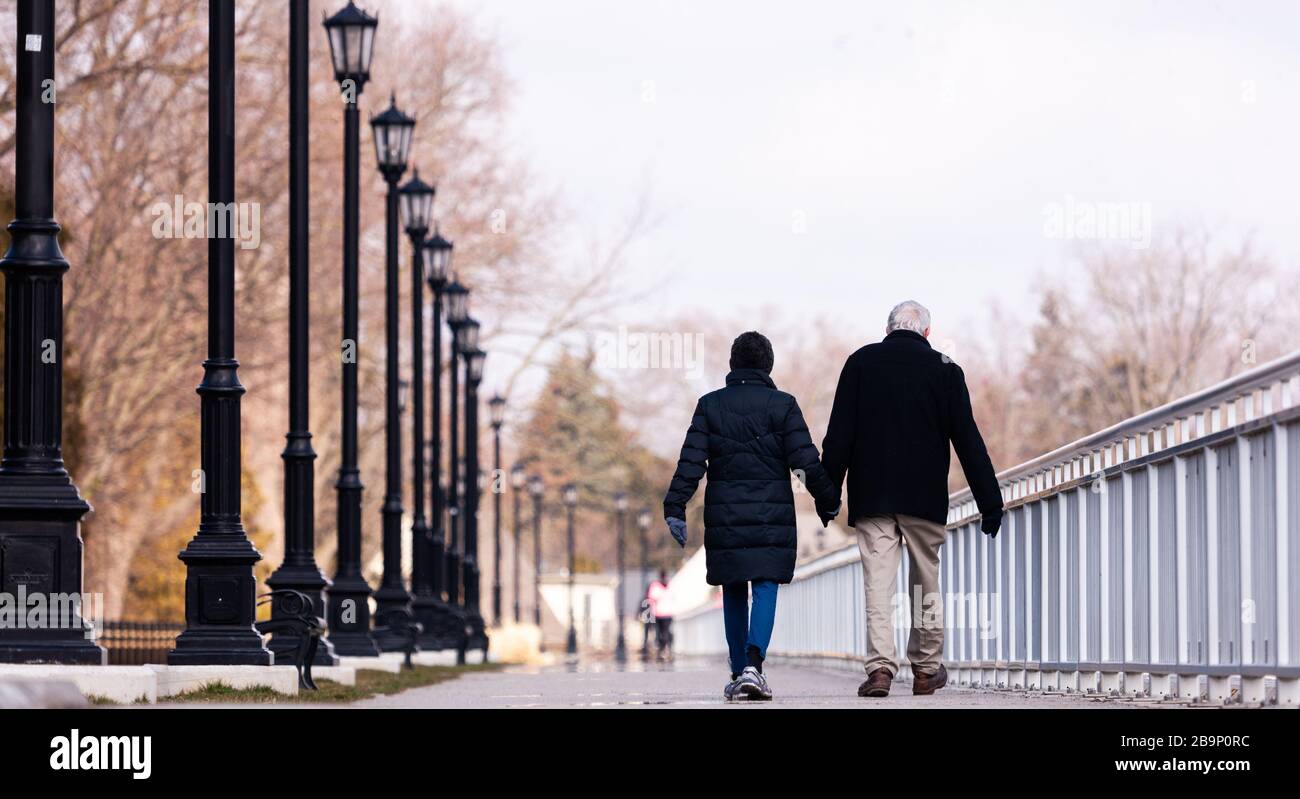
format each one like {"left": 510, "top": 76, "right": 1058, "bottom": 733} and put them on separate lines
{"left": 1237, "top": 434, "right": 1253, "bottom": 669}
{"left": 1277, "top": 422, "right": 1291, "bottom": 668}
{"left": 1174, "top": 453, "right": 1190, "bottom": 666}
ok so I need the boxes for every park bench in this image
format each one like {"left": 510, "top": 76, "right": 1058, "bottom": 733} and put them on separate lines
{"left": 374, "top": 612, "right": 424, "bottom": 669}
{"left": 255, "top": 590, "right": 322, "bottom": 690}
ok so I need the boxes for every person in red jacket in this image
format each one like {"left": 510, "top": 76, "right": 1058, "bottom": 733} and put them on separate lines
{"left": 645, "top": 570, "right": 673, "bottom": 661}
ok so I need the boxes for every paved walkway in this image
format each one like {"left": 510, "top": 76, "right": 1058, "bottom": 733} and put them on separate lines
{"left": 355, "top": 658, "right": 1114, "bottom": 709}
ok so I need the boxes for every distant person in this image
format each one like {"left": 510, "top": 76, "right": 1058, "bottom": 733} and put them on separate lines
{"left": 820, "top": 301, "right": 1003, "bottom": 698}
{"left": 663, "top": 331, "right": 839, "bottom": 701}
{"left": 646, "top": 570, "right": 674, "bottom": 660}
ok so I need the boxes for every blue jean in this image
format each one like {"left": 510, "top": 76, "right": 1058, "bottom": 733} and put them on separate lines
{"left": 722, "top": 580, "right": 778, "bottom": 676}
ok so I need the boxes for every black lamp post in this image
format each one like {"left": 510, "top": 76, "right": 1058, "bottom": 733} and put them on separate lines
{"left": 637, "top": 508, "right": 652, "bottom": 660}
{"left": 323, "top": 0, "right": 380, "bottom": 658}
{"left": 510, "top": 463, "right": 526, "bottom": 624}
{"left": 400, "top": 170, "right": 437, "bottom": 651}
{"left": 415, "top": 230, "right": 462, "bottom": 649}
{"left": 267, "top": 0, "right": 338, "bottom": 667}
{"left": 0, "top": 0, "right": 104, "bottom": 665}
{"left": 451, "top": 315, "right": 479, "bottom": 604}
{"left": 529, "top": 474, "right": 545, "bottom": 649}
{"left": 442, "top": 281, "right": 469, "bottom": 607}
{"left": 614, "top": 492, "right": 628, "bottom": 662}
{"left": 462, "top": 342, "right": 489, "bottom": 654}
{"left": 488, "top": 394, "right": 507, "bottom": 626}
{"left": 563, "top": 483, "right": 579, "bottom": 656}
{"left": 169, "top": 0, "right": 272, "bottom": 666}
{"left": 370, "top": 95, "right": 417, "bottom": 650}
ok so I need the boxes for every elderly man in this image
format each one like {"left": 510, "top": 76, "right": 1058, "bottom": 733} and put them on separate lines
{"left": 820, "top": 301, "right": 1003, "bottom": 698}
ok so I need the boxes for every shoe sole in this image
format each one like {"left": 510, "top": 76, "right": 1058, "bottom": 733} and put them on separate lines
{"left": 859, "top": 688, "right": 890, "bottom": 698}
{"left": 738, "top": 683, "right": 773, "bottom": 701}
{"left": 912, "top": 669, "right": 948, "bottom": 695}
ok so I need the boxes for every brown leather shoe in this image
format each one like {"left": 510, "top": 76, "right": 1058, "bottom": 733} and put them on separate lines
{"left": 857, "top": 668, "right": 893, "bottom": 697}
{"left": 912, "top": 664, "right": 948, "bottom": 695}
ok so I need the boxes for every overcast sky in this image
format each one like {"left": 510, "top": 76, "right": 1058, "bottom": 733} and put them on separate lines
{"left": 418, "top": 0, "right": 1300, "bottom": 347}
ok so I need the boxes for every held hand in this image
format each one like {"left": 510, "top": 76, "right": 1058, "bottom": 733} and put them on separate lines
{"left": 666, "top": 517, "right": 688, "bottom": 548}
{"left": 981, "top": 513, "right": 1002, "bottom": 538}
{"left": 817, "top": 503, "right": 841, "bottom": 528}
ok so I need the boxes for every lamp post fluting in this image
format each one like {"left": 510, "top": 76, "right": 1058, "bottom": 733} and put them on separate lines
{"left": 443, "top": 281, "right": 469, "bottom": 607}
{"left": 529, "top": 474, "right": 545, "bottom": 650}
{"left": 637, "top": 508, "right": 652, "bottom": 660}
{"left": 563, "top": 483, "right": 579, "bottom": 656}
{"left": 323, "top": 1, "right": 379, "bottom": 657}
{"left": 370, "top": 96, "right": 417, "bottom": 650}
{"left": 510, "top": 463, "right": 525, "bottom": 624}
{"left": 267, "top": 0, "right": 337, "bottom": 667}
{"left": 415, "top": 230, "right": 461, "bottom": 650}
{"left": 0, "top": 0, "right": 104, "bottom": 664}
{"left": 170, "top": 0, "right": 272, "bottom": 666}
{"left": 461, "top": 339, "right": 489, "bottom": 654}
{"left": 488, "top": 395, "right": 507, "bottom": 625}
{"left": 614, "top": 492, "right": 628, "bottom": 662}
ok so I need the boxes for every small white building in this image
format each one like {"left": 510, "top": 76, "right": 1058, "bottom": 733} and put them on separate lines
{"left": 538, "top": 572, "right": 650, "bottom": 652}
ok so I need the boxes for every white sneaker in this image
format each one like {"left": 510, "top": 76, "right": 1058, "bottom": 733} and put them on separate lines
{"left": 735, "top": 666, "right": 773, "bottom": 700}
{"left": 723, "top": 676, "right": 741, "bottom": 701}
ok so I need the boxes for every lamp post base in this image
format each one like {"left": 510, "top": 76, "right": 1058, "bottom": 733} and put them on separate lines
{"left": 0, "top": 638, "right": 106, "bottom": 665}
{"left": 0, "top": 482, "right": 106, "bottom": 666}
{"left": 465, "top": 609, "right": 489, "bottom": 655}
{"left": 411, "top": 594, "right": 468, "bottom": 652}
{"left": 373, "top": 586, "right": 417, "bottom": 653}
{"left": 168, "top": 534, "right": 273, "bottom": 667}
{"left": 325, "top": 574, "right": 380, "bottom": 657}
{"left": 169, "top": 629, "right": 272, "bottom": 666}
{"left": 444, "top": 551, "right": 462, "bottom": 605}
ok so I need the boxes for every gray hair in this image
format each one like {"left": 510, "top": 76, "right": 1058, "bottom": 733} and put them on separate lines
{"left": 886, "top": 301, "right": 931, "bottom": 335}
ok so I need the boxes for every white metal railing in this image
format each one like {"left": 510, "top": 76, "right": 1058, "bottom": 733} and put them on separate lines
{"left": 675, "top": 351, "right": 1300, "bottom": 705}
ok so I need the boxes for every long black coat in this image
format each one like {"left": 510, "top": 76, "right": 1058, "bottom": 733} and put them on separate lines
{"left": 663, "top": 369, "right": 838, "bottom": 586}
{"left": 821, "top": 329, "right": 1003, "bottom": 527}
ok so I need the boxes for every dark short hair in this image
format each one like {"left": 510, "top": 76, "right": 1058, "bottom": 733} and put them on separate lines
{"left": 729, "top": 331, "right": 774, "bottom": 373}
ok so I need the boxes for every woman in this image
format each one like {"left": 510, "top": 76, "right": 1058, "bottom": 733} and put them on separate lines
{"left": 663, "top": 331, "right": 840, "bottom": 700}
{"left": 645, "top": 570, "right": 673, "bottom": 661}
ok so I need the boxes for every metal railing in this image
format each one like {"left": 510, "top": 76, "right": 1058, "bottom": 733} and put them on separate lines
{"left": 675, "top": 351, "right": 1300, "bottom": 705}
{"left": 99, "top": 621, "right": 184, "bottom": 666}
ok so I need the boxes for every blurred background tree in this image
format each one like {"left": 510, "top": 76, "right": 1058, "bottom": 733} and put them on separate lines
{"left": 515, "top": 350, "right": 674, "bottom": 575}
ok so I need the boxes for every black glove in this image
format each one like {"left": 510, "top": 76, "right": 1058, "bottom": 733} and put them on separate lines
{"left": 666, "top": 517, "right": 687, "bottom": 548}
{"left": 981, "top": 512, "right": 1002, "bottom": 538}
{"left": 816, "top": 502, "right": 841, "bottom": 528}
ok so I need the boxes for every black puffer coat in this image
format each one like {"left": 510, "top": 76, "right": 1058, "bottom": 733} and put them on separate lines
{"left": 663, "top": 369, "right": 839, "bottom": 585}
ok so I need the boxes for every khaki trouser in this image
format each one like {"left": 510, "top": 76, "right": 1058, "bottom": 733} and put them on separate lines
{"left": 855, "top": 514, "right": 946, "bottom": 677}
